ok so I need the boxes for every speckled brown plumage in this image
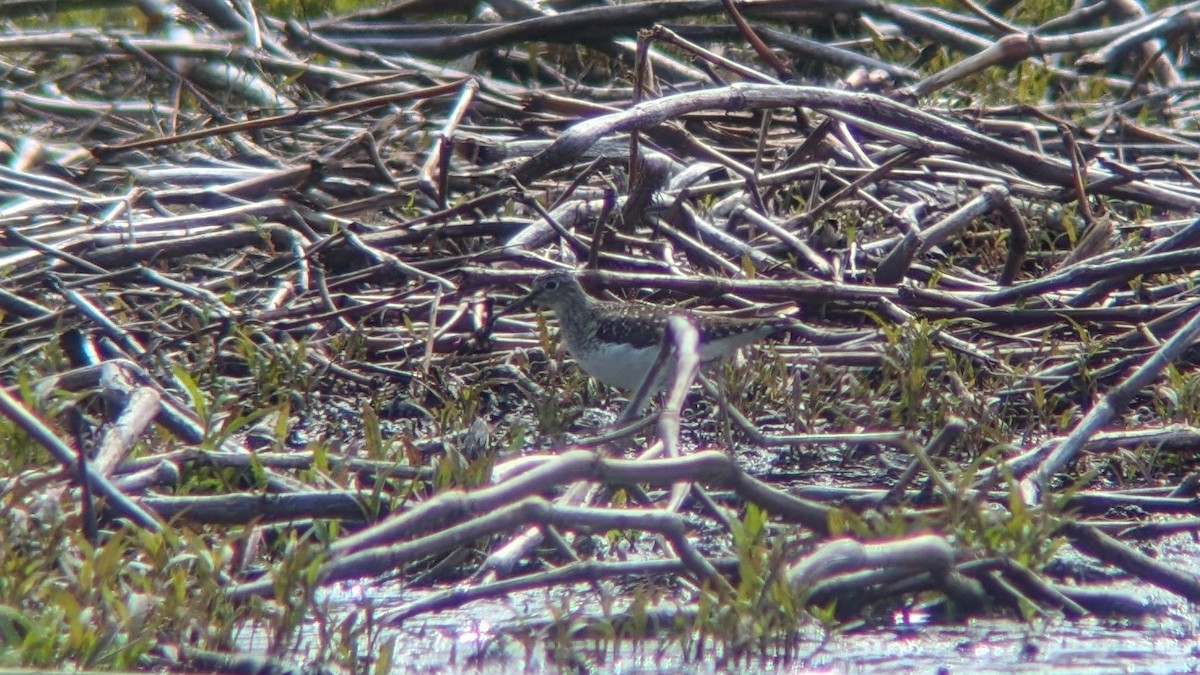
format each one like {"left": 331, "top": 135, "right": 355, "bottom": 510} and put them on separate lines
{"left": 509, "top": 269, "right": 787, "bottom": 390}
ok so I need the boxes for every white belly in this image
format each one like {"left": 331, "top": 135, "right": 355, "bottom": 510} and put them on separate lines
{"left": 567, "top": 339, "right": 742, "bottom": 391}
{"left": 571, "top": 341, "right": 663, "bottom": 390}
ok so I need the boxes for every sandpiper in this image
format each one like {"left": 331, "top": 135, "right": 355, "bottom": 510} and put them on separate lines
{"left": 506, "top": 270, "right": 788, "bottom": 391}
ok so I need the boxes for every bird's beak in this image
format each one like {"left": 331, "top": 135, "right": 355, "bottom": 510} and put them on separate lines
{"left": 495, "top": 285, "right": 541, "bottom": 319}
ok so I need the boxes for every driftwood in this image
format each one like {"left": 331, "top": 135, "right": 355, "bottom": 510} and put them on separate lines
{"left": 2, "top": 0, "right": 1200, "bottom": 666}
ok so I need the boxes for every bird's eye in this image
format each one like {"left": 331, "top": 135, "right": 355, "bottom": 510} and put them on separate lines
{"left": 544, "top": 280, "right": 559, "bottom": 291}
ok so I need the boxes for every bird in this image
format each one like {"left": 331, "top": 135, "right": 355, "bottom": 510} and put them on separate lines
{"left": 505, "top": 269, "right": 788, "bottom": 391}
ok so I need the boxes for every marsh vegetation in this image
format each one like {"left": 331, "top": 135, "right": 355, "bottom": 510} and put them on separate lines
{"left": 1, "top": 0, "right": 1199, "bottom": 670}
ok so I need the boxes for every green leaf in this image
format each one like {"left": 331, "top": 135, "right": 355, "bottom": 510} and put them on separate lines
{"left": 172, "top": 366, "right": 207, "bottom": 428}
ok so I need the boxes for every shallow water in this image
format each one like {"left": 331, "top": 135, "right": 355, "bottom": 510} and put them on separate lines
{"left": 237, "top": 575, "right": 1200, "bottom": 673}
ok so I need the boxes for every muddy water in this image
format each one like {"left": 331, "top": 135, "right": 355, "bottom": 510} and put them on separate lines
{"left": 238, "top": 579, "right": 1196, "bottom": 673}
